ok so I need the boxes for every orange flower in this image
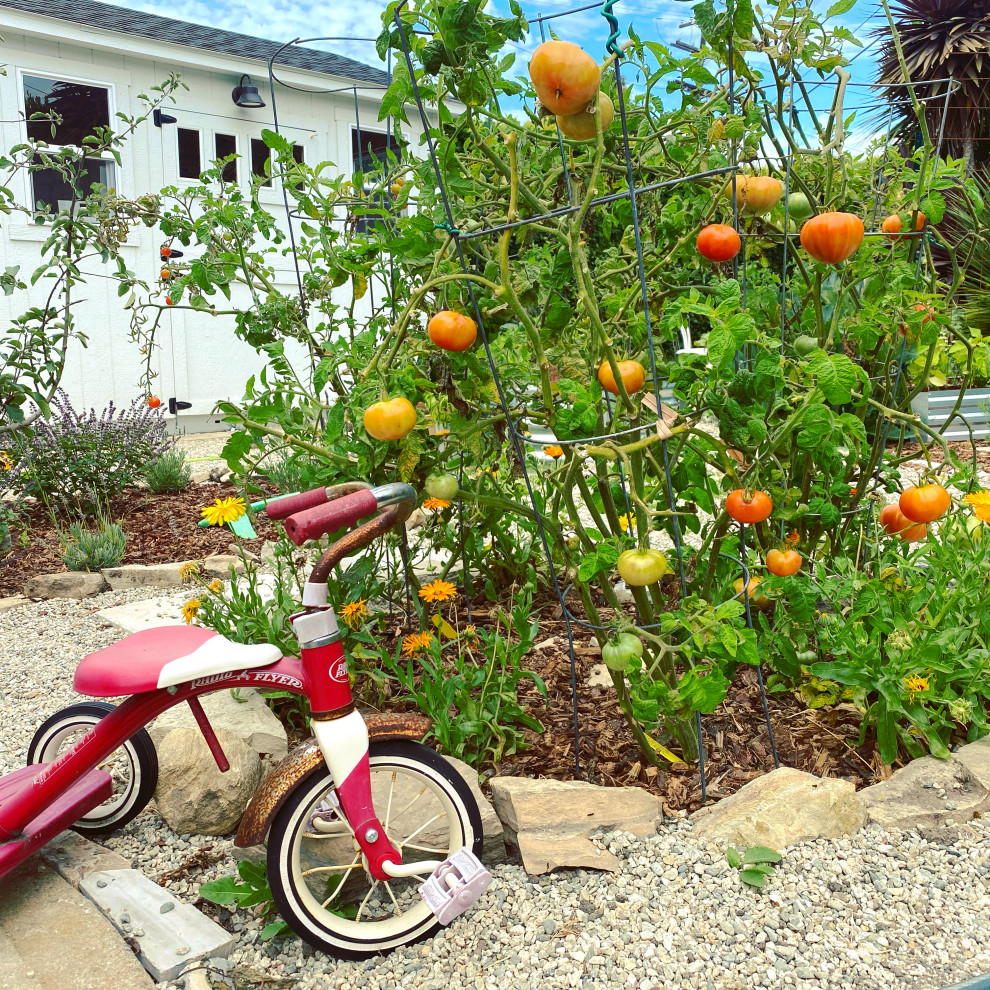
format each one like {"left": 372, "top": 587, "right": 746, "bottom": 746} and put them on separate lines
{"left": 423, "top": 498, "right": 451, "bottom": 510}
{"left": 786, "top": 530, "right": 800, "bottom": 546}
{"left": 544, "top": 444, "right": 564, "bottom": 458}
{"left": 402, "top": 632, "right": 434, "bottom": 656}
{"left": 419, "top": 579, "right": 457, "bottom": 603}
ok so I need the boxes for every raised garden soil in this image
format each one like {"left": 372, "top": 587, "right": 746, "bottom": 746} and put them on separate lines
{"left": 0, "top": 483, "right": 279, "bottom": 597}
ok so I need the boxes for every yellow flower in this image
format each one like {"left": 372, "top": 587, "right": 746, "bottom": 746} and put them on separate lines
{"left": 208, "top": 580, "right": 223, "bottom": 594}
{"left": 419, "top": 580, "right": 457, "bottom": 602}
{"left": 617, "top": 513, "right": 634, "bottom": 533}
{"left": 340, "top": 599, "right": 370, "bottom": 629}
{"left": 181, "top": 598, "right": 200, "bottom": 625}
{"left": 402, "top": 632, "right": 434, "bottom": 656}
{"left": 964, "top": 490, "right": 990, "bottom": 523}
{"left": 462, "top": 625, "right": 478, "bottom": 642}
{"left": 201, "top": 496, "right": 247, "bottom": 527}
{"left": 0, "top": 450, "right": 11, "bottom": 472}
{"left": 419, "top": 579, "right": 457, "bottom": 603}
{"left": 179, "top": 560, "right": 200, "bottom": 581}
{"left": 423, "top": 498, "right": 451, "bottom": 510}
{"left": 904, "top": 674, "right": 929, "bottom": 701}
{"left": 544, "top": 444, "right": 564, "bottom": 458}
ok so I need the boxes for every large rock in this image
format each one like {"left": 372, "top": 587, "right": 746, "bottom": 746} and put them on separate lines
{"left": 202, "top": 555, "right": 247, "bottom": 578}
{"left": 24, "top": 571, "right": 107, "bottom": 599}
{"left": 488, "top": 777, "right": 661, "bottom": 874}
{"left": 154, "top": 727, "right": 262, "bottom": 835}
{"left": 691, "top": 767, "right": 866, "bottom": 849}
{"left": 860, "top": 753, "right": 990, "bottom": 830}
{"left": 101, "top": 563, "right": 189, "bottom": 590}
{"left": 442, "top": 756, "right": 506, "bottom": 866}
{"left": 149, "top": 688, "right": 288, "bottom": 760}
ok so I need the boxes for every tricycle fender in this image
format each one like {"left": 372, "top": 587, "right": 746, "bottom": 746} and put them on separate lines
{"left": 234, "top": 712, "right": 431, "bottom": 848}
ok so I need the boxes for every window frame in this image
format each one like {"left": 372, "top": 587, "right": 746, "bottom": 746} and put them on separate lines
{"left": 17, "top": 67, "right": 120, "bottom": 213}
{"left": 350, "top": 126, "right": 401, "bottom": 233}
{"left": 176, "top": 126, "right": 203, "bottom": 182}
{"left": 213, "top": 131, "right": 238, "bottom": 185}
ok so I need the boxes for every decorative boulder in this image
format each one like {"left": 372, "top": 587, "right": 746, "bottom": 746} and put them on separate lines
{"left": 154, "top": 727, "right": 262, "bottom": 835}
{"left": 690, "top": 767, "right": 866, "bottom": 849}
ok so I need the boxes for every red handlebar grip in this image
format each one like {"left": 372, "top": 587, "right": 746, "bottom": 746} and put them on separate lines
{"left": 284, "top": 488, "right": 379, "bottom": 546}
{"left": 266, "top": 487, "right": 329, "bottom": 520}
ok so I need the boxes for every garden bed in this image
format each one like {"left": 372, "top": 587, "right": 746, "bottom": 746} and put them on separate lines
{"left": 355, "top": 593, "right": 893, "bottom": 814}
{"left": 0, "top": 482, "right": 278, "bottom": 597}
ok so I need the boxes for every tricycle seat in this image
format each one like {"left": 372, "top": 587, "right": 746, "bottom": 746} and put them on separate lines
{"left": 74, "top": 626, "right": 282, "bottom": 696}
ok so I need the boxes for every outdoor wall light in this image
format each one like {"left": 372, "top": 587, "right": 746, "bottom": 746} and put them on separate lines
{"left": 231, "top": 75, "right": 266, "bottom": 109}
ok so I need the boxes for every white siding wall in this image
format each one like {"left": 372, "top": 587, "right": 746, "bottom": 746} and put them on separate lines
{"left": 0, "top": 18, "right": 397, "bottom": 431}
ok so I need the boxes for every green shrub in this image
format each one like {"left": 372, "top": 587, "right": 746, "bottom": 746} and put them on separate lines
{"left": 60, "top": 520, "right": 127, "bottom": 571}
{"left": 11, "top": 391, "right": 167, "bottom": 518}
{"left": 144, "top": 446, "right": 191, "bottom": 493}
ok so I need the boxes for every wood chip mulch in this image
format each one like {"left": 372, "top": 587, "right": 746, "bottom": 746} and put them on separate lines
{"left": 0, "top": 483, "right": 279, "bottom": 596}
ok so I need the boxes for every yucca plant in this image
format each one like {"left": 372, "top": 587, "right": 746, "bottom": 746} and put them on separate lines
{"left": 874, "top": 0, "right": 990, "bottom": 172}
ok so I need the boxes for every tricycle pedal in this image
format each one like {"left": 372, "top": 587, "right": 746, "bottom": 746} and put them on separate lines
{"left": 418, "top": 846, "right": 491, "bottom": 925}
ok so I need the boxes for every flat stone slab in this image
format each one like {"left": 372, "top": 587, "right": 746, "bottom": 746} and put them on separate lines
{"left": 202, "top": 555, "right": 246, "bottom": 577}
{"left": 489, "top": 777, "right": 660, "bottom": 875}
{"left": 79, "top": 868, "right": 235, "bottom": 982}
{"left": 860, "top": 754, "right": 990, "bottom": 830}
{"left": 0, "top": 595, "right": 29, "bottom": 612}
{"left": 40, "top": 830, "right": 132, "bottom": 887}
{"left": 101, "top": 563, "right": 190, "bottom": 591}
{"left": 96, "top": 599, "right": 186, "bottom": 633}
{"left": 691, "top": 767, "right": 866, "bottom": 848}
{"left": 24, "top": 572, "right": 107, "bottom": 599}
{"left": 0, "top": 859, "right": 153, "bottom": 990}
{"left": 148, "top": 688, "right": 288, "bottom": 760}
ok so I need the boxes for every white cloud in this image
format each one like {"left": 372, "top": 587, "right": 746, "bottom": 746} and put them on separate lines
{"left": 102, "top": 0, "right": 390, "bottom": 68}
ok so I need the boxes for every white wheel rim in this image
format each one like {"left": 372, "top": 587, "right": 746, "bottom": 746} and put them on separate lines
{"left": 35, "top": 718, "right": 139, "bottom": 823}
{"left": 281, "top": 756, "right": 467, "bottom": 949}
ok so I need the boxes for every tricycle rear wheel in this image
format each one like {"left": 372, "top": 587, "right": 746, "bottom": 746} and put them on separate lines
{"left": 27, "top": 702, "right": 158, "bottom": 836}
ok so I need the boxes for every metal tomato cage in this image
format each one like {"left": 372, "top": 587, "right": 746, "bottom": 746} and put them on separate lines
{"left": 263, "top": 1, "right": 958, "bottom": 801}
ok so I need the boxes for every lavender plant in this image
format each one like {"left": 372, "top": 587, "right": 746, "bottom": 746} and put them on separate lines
{"left": 11, "top": 390, "right": 167, "bottom": 517}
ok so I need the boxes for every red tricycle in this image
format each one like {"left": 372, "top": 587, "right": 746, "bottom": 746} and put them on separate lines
{"left": 0, "top": 482, "right": 490, "bottom": 958}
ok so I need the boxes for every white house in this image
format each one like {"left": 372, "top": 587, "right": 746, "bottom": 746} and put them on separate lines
{"left": 0, "top": 0, "right": 400, "bottom": 431}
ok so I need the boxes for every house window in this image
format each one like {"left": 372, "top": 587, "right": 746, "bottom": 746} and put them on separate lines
{"left": 351, "top": 129, "right": 400, "bottom": 233}
{"left": 177, "top": 128, "right": 201, "bottom": 179}
{"left": 250, "top": 138, "right": 271, "bottom": 187}
{"left": 251, "top": 140, "right": 304, "bottom": 187}
{"left": 22, "top": 74, "right": 115, "bottom": 212}
{"left": 214, "top": 133, "right": 237, "bottom": 183}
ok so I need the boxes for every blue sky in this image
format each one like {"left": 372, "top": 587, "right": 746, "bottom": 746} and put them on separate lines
{"left": 106, "top": 0, "right": 885, "bottom": 133}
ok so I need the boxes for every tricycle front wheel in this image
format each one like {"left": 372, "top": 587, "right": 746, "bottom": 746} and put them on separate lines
{"left": 267, "top": 740, "right": 483, "bottom": 959}
{"left": 27, "top": 702, "right": 158, "bottom": 836}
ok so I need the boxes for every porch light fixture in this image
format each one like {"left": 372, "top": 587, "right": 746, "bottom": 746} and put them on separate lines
{"left": 231, "top": 75, "right": 266, "bottom": 109}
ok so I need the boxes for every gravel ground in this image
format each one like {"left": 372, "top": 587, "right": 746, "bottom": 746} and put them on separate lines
{"left": 2, "top": 593, "right": 990, "bottom": 990}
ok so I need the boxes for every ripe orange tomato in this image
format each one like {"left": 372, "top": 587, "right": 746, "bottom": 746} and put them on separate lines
{"left": 529, "top": 40, "right": 601, "bottom": 116}
{"left": 597, "top": 360, "right": 646, "bottom": 396}
{"left": 428, "top": 311, "right": 477, "bottom": 352}
{"left": 882, "top": 212, "right": 926, "bottom": 241}
{"left": 899, "top": 483, "right": 950, "bottom": 523}
{"left": 898, "top": 302, "right": 935, "bottom": 339}
{"left": 733, "top": 575, "right": 770, "bottom": 609}
{"left": 766, "top": 548, "right": 801, "bottom": 576}
{"left": 160, "top": 245, "right": 172, "bottom": 258}
{"left": 800, "top": 212, "right": 864, "bottom": 264}
{"left": 147, "top": 395, "right": 161, "bottom": 409}
{"left": 725, "top": 489, "right": 773, "bottom": 524}
{"left": 725, "top": 176, "right": 782, "bottom": 215}
{"left": 363, "top": 397, "right": 417, "bottom": 441}
{"left": 165, "top": 296, "right": 174, "bottom": 306}
{"left": 160, "top": 268, "right": 171, "bottom": 280}
{"left": 879, "top": 503, "right": 927, "bottom": 542}
{"left": 696, "top": 224, "right": 741, "bottom": 262}
{"left": 556, "top": 92, "right": 614, "bottom": 141}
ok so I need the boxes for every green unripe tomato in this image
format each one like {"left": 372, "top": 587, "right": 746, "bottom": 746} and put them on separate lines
{"left": 617, "top": 548, "right": 670, "bottom": 586}
{"left": 424, "top": 473, "right": 458, "bottom": 500}
{"left": 793, "top": 335, "right": 819, "bottom": 358}
{"left": 786, "top": 192, "right": 814, "bottom": 220}
{"left": 602, "top": 633, "right": 644, "bottom": 672}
